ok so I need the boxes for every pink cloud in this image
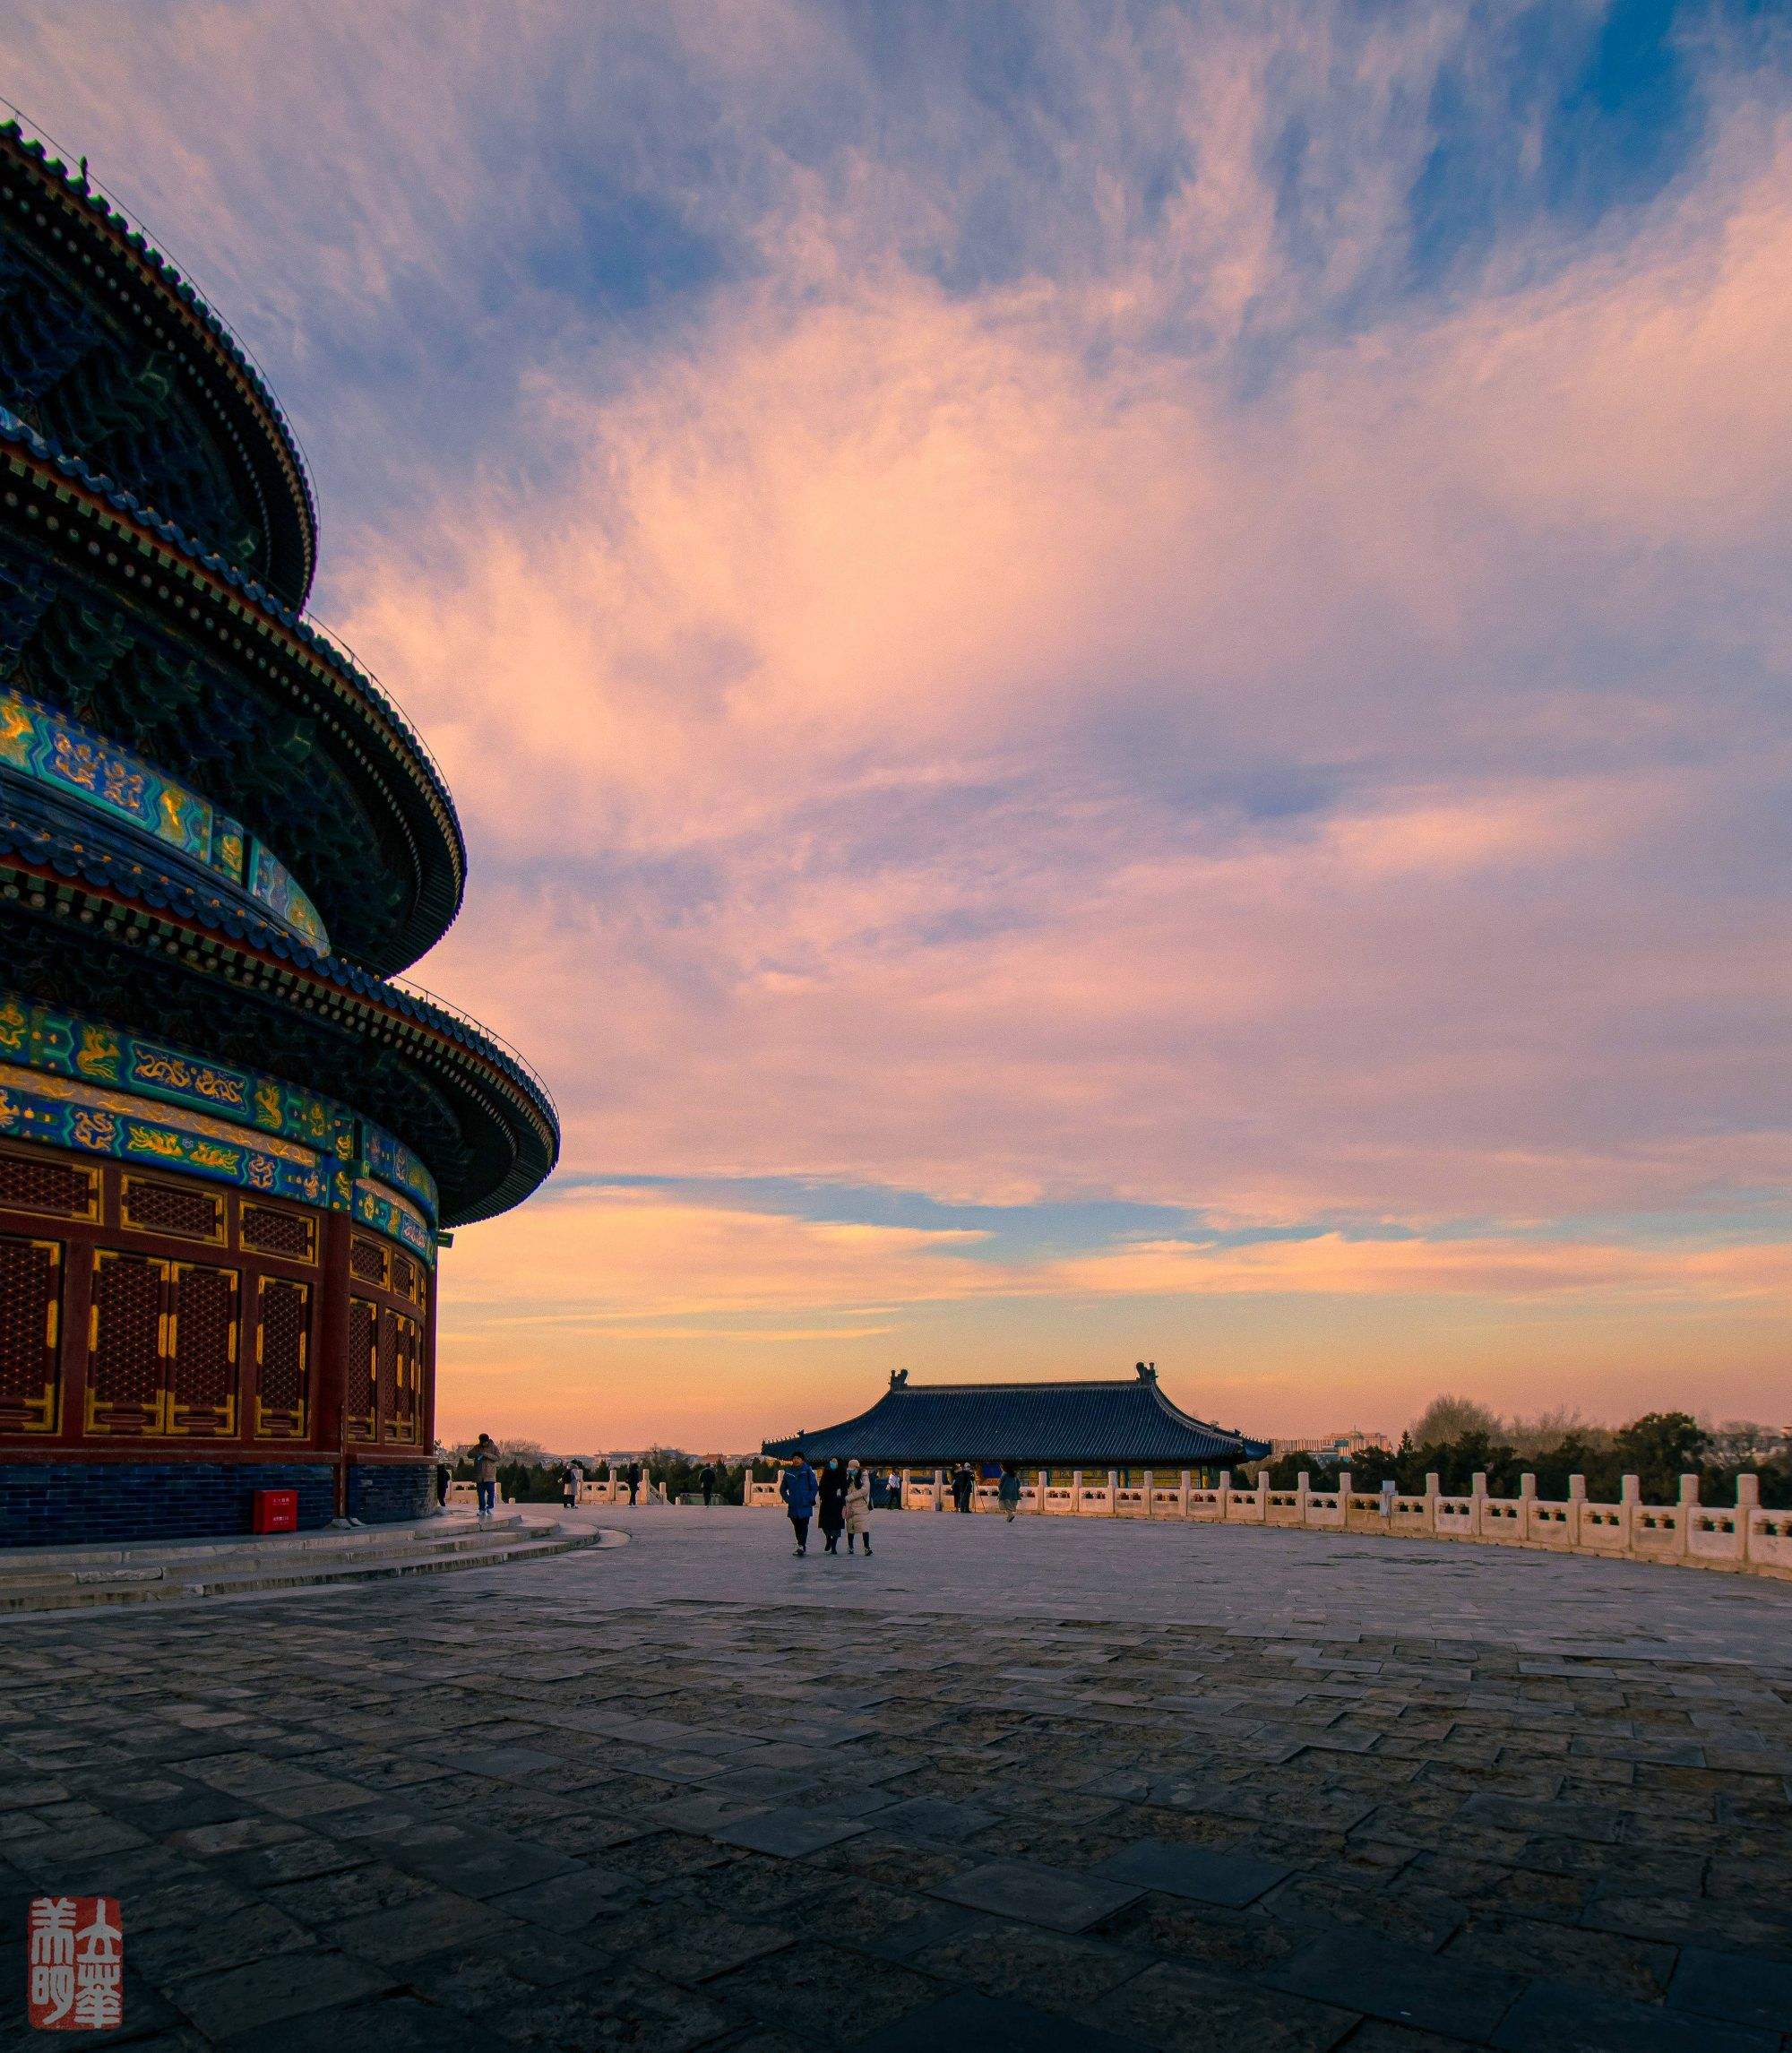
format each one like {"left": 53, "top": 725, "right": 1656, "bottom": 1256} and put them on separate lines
{"left": 6, "top": 2, "right": 1788, "bottom": 1436}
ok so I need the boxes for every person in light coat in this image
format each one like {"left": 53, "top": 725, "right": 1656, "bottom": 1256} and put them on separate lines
{"left": 843, "top": 1461, "right": 874, "bottom": 1556}
{"left": 471, "top": 1434, "right": 501, "bottom": 1521}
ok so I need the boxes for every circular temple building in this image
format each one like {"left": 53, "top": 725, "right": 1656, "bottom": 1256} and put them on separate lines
{"left": 0, "top": 123, "right": 558, "bottom": 1544}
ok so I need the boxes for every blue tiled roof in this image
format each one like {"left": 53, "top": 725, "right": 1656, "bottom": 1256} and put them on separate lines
{"left": 763, "top": 1371, "right": 1269, "bottom": 1465}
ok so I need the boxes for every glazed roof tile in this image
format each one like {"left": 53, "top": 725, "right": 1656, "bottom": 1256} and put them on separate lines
{"left": 0, "top": 117, "right": 316, "bottom": 599}
{"left": 0, "top": 807, "right": 558, "bottom": 1197}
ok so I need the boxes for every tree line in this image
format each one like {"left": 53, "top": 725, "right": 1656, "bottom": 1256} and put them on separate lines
{"left": 1254, "top": 1398, "right": 1790, "bottom": 1509}
{"left": 443, "top": 1440, "right": 751, "bottom": 1505}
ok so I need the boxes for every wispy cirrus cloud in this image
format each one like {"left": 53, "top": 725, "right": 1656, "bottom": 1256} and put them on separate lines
{"left": 4, "top": 1, "right": 1788, "bottom": 1440}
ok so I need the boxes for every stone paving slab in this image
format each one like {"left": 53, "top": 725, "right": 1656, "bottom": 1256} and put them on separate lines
{"left": 1, "top": 1506, "right": 1789, "bottom": 2048}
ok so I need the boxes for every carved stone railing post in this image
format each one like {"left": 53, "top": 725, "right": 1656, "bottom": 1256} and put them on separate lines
{"left": 1737, "top": 1471, "right": 1760, "bottom": 1566}
{"left": 1037, "top": 1468, "right": 1047, "bottom": 1512}
{"left": 1470, "top": 1470, "right": 1486, "bottom": 1540}
{"left": 1072, "top": 1469, "right": 1083, "bottom": 1513}
{"left": 1107, "top": 1468, "right": 1118, "bottom": 1515}
{"left": 1672, "top": 1472, "right": 1700, "bottom": 1562}
{"left": 1179, "top": 1468, "right": 1191, "bottom": 1517}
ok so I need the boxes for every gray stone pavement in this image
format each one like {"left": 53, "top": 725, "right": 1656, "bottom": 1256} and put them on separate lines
{"left": 3, "top": 1506, "right": 1790, "bottom": 2050}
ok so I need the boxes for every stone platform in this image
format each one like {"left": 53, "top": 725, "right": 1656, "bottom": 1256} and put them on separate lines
{"left": 0, "top": 1513, "right": 605, "bottom": 1615}
{"left": 3, "top": 1507, "right": 1788, "bottom": 2049}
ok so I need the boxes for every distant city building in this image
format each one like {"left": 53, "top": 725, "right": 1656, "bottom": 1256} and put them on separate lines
{"left": 1269, "top": 1430, "right": 1393, "bottom": 1462}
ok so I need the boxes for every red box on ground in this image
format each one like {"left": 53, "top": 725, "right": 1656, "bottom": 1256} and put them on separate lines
{"left": 250, "top": 1488, "right": 299, "bottom": 1533}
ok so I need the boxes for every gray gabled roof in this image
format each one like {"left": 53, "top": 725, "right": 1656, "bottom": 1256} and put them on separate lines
{"left": 762, "top": 1367, "right": 1269, "bottom": 1466}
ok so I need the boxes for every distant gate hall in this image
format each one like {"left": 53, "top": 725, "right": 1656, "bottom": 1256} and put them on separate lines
{"left": 0, "top": 124, "right": 557, "bottom": 1543}
{"left": 755, "top": 1366, "right": 1270, "bottom": 1509}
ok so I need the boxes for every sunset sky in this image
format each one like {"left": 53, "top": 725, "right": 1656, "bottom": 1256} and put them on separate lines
{"left": 6, "top": 2, "right": 1788, "bottom": 1451}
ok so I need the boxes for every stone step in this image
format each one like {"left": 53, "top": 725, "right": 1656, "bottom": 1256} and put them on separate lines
{"left": 0, "top": 1526, "right": 603, "bottom": 1614}
{"left": 0, "top": 1513, "right": 537, "bottom": 1574}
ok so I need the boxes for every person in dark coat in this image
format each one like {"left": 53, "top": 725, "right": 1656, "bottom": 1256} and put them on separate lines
{"left": 625, "top": 1460, "right": 642, "bottom": 1505}
{"left": 952, "top": 1462, "right": 975, "bottom": 1512}
{"left": 998, "top": 1462, "right": 1022, "bottom": 1522}
{"left": 435, "top": 1460, "right": 452, "bottom": 1509}
{"left": 816, "top": 1457, "right": 849, "bottom": 1554}
{"left": 699, "top": 1463, "right": 717, "bottom": 1506}
{"left": 780, "top": 1457, "right": 818, "bottom": 1556}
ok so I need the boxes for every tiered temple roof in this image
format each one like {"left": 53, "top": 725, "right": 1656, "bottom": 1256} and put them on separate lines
{"left": 0, "top": 119, "right": 556, "bottom": 1228}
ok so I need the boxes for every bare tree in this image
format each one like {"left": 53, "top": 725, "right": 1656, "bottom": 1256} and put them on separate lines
{"left": 1505, "top": 1407, "right": 1612, "bottom": 1456}
{"left": 1704, "top": 1419, "right": 1785, "bottom": 1466}
{"left": 1408, "top": 1394, "right": 1501, "bottom": 1445}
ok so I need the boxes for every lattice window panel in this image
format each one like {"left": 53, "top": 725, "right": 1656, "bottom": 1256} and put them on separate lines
{"left": 124, "top": 1177, "right": 223, "bottom": 1243}
{"left": 254, "top": 1276, "right": 310, "bottom": 1437}
{"left": 345, "top": 1295, "right": 377, "bottom": 1443}
{"left": 389, "top": 1251, "right": 418, "bottom": 1304}
{"left": 166, "top": 1263, "right": 237, "bottom": 1436}
{"left": 349, "top": 1236, "right": 387, "bottom": 1287}
{"left": 0, "top": 1146, "right": 98, "bottom": 1221}
{"left": 238, "top": 1203, "right": 316, "bottom": 1264}
{"left": 0, "top": 1233, "right": 60, "bottom": 1432}
{"left": 88, "top": 1251, "right": 167, "bottom": 1435}
{"left": 387, "top": 1311, "right": 422, "bottom": 1444}
{"left": 374, "top": 1307, "right": 399, "bottom": 1440}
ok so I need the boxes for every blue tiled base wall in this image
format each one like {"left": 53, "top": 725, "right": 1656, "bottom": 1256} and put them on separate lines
{"left": 0, "top": 1461, "right": 338, "bottom": 1546}
{"left": 347, "top": 1462, "right": 432, "bottom": 1524}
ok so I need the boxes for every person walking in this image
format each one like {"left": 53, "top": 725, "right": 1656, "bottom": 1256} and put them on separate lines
{"left": 952, "top": 1462, "right": 975, "bottom": 1513}
{"left": 625, "top": 1459, "right": 642, "bottom": 1506}
{"left": 699, "top": 1462, "right": 716, "bottom": 1507}
{"left": 563, "top": 1460, "right": 583, "bottom": 1509}
{"left": 843, "top": 1461, "right": 873, "bottom": 1556}
{"left": 998, "top": 1462, "right": 1021, "bottom": 1522}
{"left": 435, "top": 1458, "right": 452, "bottom": 1510}
{"left": 816, "top": 1457, "right": 849, "bottom": 1555}
{"left": 471, "top": 1434, "right": 500, "bottom": 1522}
{"left": 780, "top": 1456, "right": 818, "bottom": 1556}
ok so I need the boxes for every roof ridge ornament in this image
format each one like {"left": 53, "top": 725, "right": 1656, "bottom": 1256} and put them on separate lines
{"left": 1135, "top": 1360, "right": 1159, "bottom": 1382}
{"left": 889, "top": 1367, "right": 909, "bottom": 1388}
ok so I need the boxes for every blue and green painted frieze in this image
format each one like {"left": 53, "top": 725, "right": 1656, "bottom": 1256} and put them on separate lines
{"left": 0, "top": 685, "right": 330, "bottom": 953}
{"left": 0, "top": 992, "right": 437, "bottom": 1249}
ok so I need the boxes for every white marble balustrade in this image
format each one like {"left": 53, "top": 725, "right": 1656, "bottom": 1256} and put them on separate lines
{"left": 738, "top": 1463, "right": 1789, "bottom": 1579}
